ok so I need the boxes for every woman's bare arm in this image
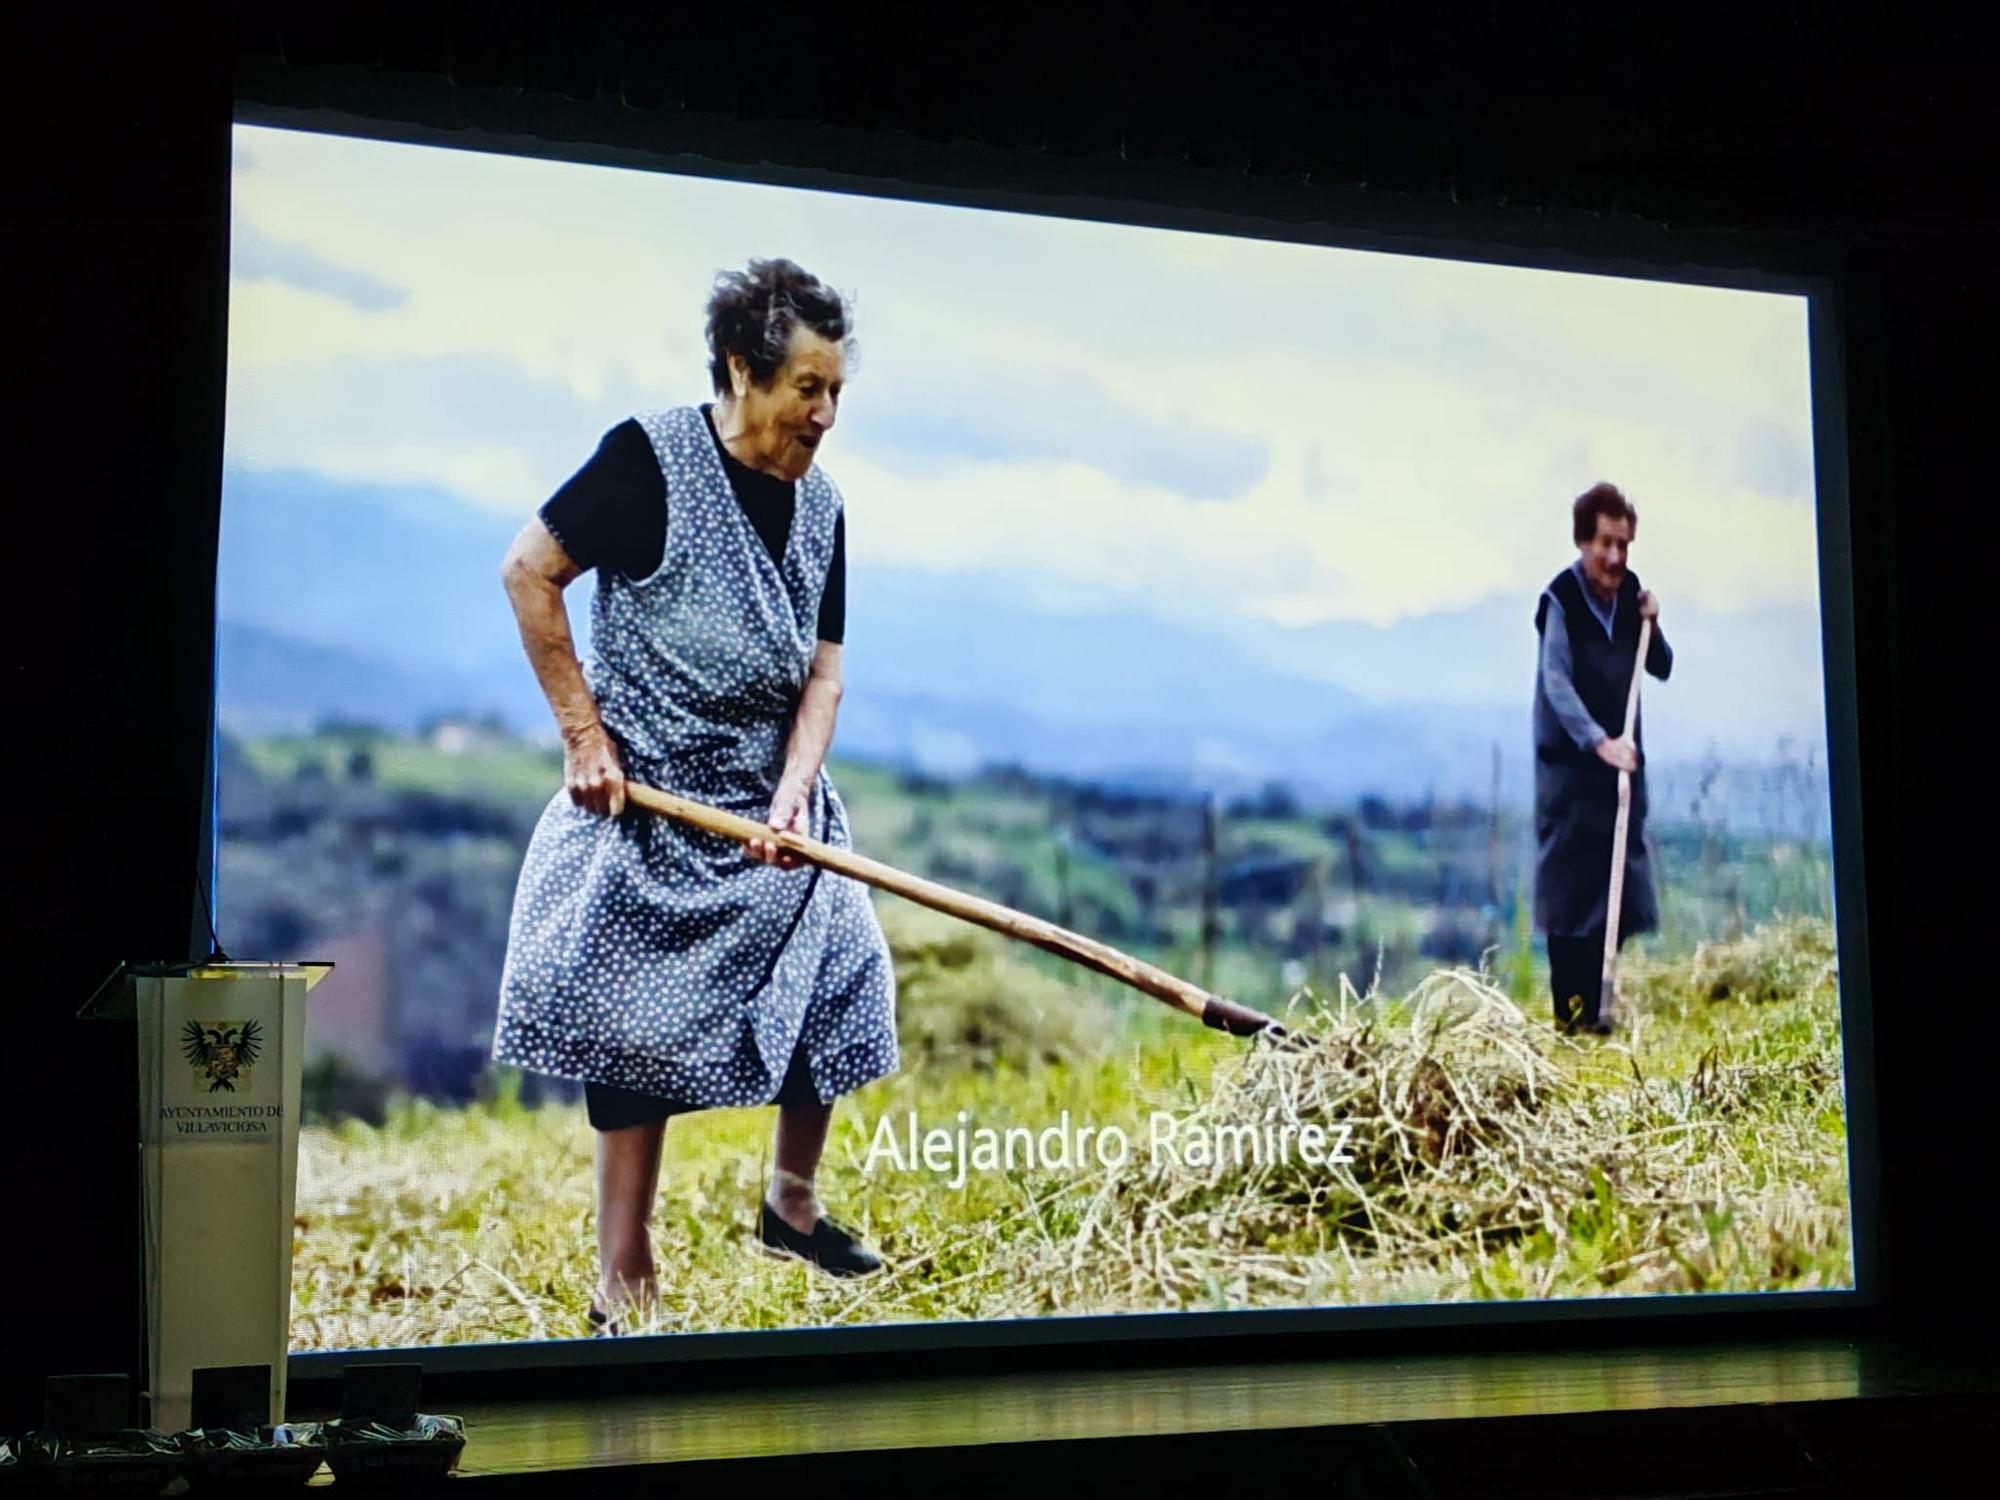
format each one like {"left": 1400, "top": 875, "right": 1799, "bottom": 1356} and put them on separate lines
{"left": 501, "top": 518, "right": 626, "bottom": 816}
{"left": 781, "top": 640, "right": 844, "bottom": 791}
{"left": 749, "top": 641, "right": 845, "bottom": 867}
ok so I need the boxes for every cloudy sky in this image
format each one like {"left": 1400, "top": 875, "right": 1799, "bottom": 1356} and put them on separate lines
{"left": 222, "top": 123, "right": 1831, "bottom": 766}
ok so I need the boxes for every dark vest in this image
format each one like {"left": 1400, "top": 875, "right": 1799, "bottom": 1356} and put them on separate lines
{"left": 1534, "top": 566, "right": 1647, "bottom": 762}
{"left": 1531, "top": 564, "right": 1657, "bottom": 938}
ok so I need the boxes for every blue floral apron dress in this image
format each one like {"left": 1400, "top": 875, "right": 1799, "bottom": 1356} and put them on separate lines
{"left": 492, "top": 405, "right": 899, "bottom": 1109}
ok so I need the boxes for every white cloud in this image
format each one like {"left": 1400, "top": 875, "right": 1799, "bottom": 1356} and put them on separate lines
{"left": 224, "top": 123, "right": 1826, "bottom": 643}
{"left": 820, "top": 347, "right": 1820, "bottom": 634}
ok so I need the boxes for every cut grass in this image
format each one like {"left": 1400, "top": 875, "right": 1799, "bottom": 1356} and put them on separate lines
{"left": 290, "top": 914, "right": 1851, "bottom": 1349}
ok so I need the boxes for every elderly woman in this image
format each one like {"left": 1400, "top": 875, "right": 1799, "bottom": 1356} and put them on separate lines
{"left": 1532, "top": 481, "right": 1674, "bottom": 1035}
{"left": 492, "top": 258, "right": 898, "bottom": 1332}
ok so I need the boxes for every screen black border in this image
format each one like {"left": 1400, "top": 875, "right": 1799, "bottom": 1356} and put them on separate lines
{"left": 217, "top": 100, "right": 1880, "bottom": 1384}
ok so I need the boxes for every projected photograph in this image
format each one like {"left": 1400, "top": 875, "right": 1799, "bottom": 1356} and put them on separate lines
{"left": 217, "top": 123, "right": 1854, "bottom": 1351}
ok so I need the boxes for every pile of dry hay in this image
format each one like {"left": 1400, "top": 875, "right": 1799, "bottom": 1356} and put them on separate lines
{"left": 1010, "top": 924, "right": 1848, "bottom": 1307}
{"left": 1628, "top": 914, "right": 1838, "bottom": 1010}
{"left": 1097, "top": 971, "right": 1602, "bottom": 1294}
{"left": 884, "top": 902, "right": 1116, "bottom": 1073}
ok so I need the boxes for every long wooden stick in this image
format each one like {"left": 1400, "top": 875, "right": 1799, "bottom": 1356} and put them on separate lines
{"left": 1600, "top": 615, "right": 1655, "bottom": 1029}
{"left": 621, "top": 782, "right": 1287, "bottom": 1039}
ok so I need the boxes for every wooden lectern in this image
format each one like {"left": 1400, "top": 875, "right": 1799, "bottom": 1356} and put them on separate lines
{"left": 83, "top": 961, "right": 330, "bottom": 1432}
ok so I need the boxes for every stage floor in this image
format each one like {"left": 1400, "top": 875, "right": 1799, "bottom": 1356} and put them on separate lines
{"left": 295, "top": 1334, "right": 1994, "bottom": 1486}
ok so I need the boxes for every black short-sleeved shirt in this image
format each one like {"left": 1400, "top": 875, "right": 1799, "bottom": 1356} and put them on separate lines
{"left": 538, "top": 403, "right": 846, "bottom": 644}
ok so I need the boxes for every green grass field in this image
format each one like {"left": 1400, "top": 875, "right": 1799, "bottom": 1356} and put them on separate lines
{"left": 288, "top": 906, "right": 1852, "bottom": 1350}
{"left": 239, "top": 732, "right": 564, "bottom": 804}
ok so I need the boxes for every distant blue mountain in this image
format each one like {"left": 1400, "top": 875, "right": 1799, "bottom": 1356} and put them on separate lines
{"left": 216, "top": 615, "right": 1829, "bottom": 837}
{"left": 836, "top": 683, "right": 1528, "bottom": 807}
{"left": 217, "top": 465, "right": 566, "bottom": 677}
{"left": 213, "top": 464, "right": 1835, "bottom": 829}
{"left": 216, "top": 620, "right": 552, "bottom": 738}
{"left": 1210, "top": 589, "right": 1831, "bottom": 770}
{"left": 839, "top": 565, "right": 1369, "bottom": 735}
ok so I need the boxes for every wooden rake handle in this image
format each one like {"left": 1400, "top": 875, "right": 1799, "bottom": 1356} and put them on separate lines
{"left": 1601, "top": 615, "right": 1655, "bottom": 1024}
{"left": 622, "top": 782, "right": 1287, "bottom": 1039}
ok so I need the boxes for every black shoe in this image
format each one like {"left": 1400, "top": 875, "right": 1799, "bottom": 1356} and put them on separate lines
{"left": 585, "top": 1302, "right": 623, "bottom": 1337}
{"left": 1590, "top": 1018, "right": 1615, "bottom": 1036}
{"left": 759, "top": 1202, "right": 884, "bottom": 1278}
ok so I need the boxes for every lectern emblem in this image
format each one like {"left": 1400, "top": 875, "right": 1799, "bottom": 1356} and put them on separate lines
{"left": 181, "top": 1019, "right": 264, "bottom": 1093}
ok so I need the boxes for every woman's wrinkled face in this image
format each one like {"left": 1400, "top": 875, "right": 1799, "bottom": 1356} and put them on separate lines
{"left": 1579, "top": 512, "right": 1632, "bottom": 597}
{"left": 731, "top": 326, "right": 845, "bottom": 482}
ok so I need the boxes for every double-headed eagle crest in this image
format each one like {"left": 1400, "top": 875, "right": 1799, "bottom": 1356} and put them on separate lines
{"left": 181, "top": 1019, "right": 264, "bottom": 1093}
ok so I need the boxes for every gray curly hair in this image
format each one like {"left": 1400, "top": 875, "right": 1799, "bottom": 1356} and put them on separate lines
{"left": 705, "top": 258, "right": 856, "bottom": 397}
